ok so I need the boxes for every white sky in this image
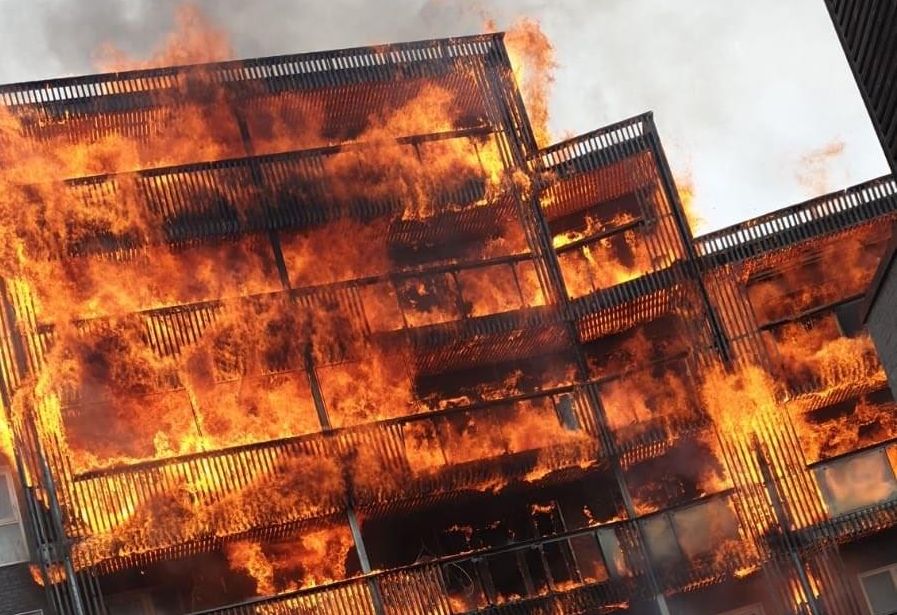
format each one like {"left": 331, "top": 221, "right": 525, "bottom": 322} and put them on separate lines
{"left": 0, "top": 0, "right": 889, "bottom": 233}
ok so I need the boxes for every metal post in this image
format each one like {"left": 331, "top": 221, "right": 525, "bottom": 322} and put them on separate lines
{"left": 304, "top": 348, "right": 332, "bottom": 431}
{"left": 1, "top": 280, "right": 91, "bottom": 614}
{"left": 231, "top": 96, "right": 385, "bottom": 615}
{"left": 644, "top": 113, "right": 732, "bottom": 366}
{"left": 755, "top": 442, "right": 822, "bottom": 615}
{"left": 481, "top": 56, "right": 675, "bottom": 612}
{"left": 304, "top": 341, "right": 384, "bottom": 615}
{"left": 35, "top": 430, "right": 87, "bottom": 615}
{"left": 232, "top": 110, "right": 292, "bottom": 290}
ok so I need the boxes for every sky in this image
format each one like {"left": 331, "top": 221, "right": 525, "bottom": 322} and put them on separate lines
{"left": 0, "top": 0, "right": 889, "bottom": 234}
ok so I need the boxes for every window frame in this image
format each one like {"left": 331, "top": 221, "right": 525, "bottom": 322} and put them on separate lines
{"left": 0, "top": 465, "right": 29, "bottom": 567}
{"left": 858, "top": 563, "right": 897, "bottom": 615}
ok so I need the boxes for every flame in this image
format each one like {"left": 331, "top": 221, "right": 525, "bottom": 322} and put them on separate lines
{"left": 485, "top": 18, "right": 556, "bottom": 147}
{"left": 674, "top": 169, "right": 703, "bottom": 235}
{"left": 94, "top": 4, "right": 233, "bottom": 72}
{"left": 550, "top": 176, "right": 686, "bottom": 298}
{"left": 0, "top": 410, "right": 12, "bottom": 465}
{"left": 1, "top": 3, "right": 892, "bottom": 608}
{"left": 771, "top": 320, "right": 884, "bottom": 397}
{"left": 557, "top": 225, "right": 678, "bottom": 298}
{"left": 700, "top": 364, "right": 828, "bottom": 536}
{"left": 29, "top": 563, "right": 67, "bottom": 587}
{"left": 599, "top": 366, "right": 697, "bottom": 434}
{"left": 0, "top": 26, "right": 533, "bottom": 490}
{"left": 796, "top": 396, "right": 897, "bottom": 463}
{"left": 744, "top": 225, "right": 886, "bottom": 326}
{"left": 789, "top": 570, "right": 822, "bottom": 610}
{"left": 226, "top": 540, "right": 276, "bottom": 596}
{"left": 223, "top": 524, "right": 356, "bottom": 596}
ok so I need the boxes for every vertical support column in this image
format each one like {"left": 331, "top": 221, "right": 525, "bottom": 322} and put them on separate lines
{"left": 1, "top": 280, "right": 97, "bottom": 614}
{"left": 605, "top": 426, "right": 671, "bottom": 615}
{"left": 304, "top": 348, "right": 331, "bottom": 431}
{"left": 232, "top": 101, "right": 384, "bottom": 615}
{"left": 34, "top": 422, "right": 87, "bottom": 615}
{"left": 480, "top": 42, "right": 569, "bottom": 308}
{"left": 305, "top": 356, "right": 385, "bottom": 615}
{"left": 232, "top": 109, "right": 292, "bottom": 290}
{"left": 644, "top": 113, "right": 732, "bottom": 366}
{"left": 755, "top": 443, "right": 822, "bottom": 615}
{"left": 346, "top": 506, "right": 373, "bottom": 573}
{"left": 485, "top": 43, "right": 673, "bottom": 612}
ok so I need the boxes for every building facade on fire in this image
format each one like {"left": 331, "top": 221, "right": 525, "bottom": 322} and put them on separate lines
{"left": 823, "top": 0, "right": 897, "bottom": 175}
{"left": 0, "top": 33, "right": 896, "bottom": 615}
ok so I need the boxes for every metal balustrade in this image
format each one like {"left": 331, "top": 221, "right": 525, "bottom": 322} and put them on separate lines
{"left": 53, "top": 380, "right": 602, "bottom": 570}
{"left": 0, "top": 35, "right": 509, "bottom": 112}
{"left": 185, "top": 523, "right": 638, "bottom": 615}
{"left": 694, "top": 176, "right": 897, "bottom": 265}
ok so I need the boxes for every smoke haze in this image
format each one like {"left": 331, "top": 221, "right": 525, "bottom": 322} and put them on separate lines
{"left": 0, "top": 0, "right": 887, "bottom": 233}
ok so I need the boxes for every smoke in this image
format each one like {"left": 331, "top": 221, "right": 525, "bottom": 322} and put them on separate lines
{"left": 795, "top": 140, "right": 848, "bottom": 196}
{"left": 0, "top": 0, "right": 491, "bottom": 80}
{"left": 93, "top": 4, "right": 234, "bottom": 71}
{"left": 0, "top": 0, "right": 888, "bottom": 232}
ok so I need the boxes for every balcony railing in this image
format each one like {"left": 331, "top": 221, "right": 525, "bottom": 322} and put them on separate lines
{"left": 694, "top": 176, "right": 897, "bottom": 265}
{"left": 186, "top": 523, "right": 636, "bottom": 615}
{"left": 0, "top": 34, "right": 508, "bottom": 109}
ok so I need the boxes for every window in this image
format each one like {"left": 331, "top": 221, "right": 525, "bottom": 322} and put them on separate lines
{"left": 640, "top": 498, "right": 743, "bottom": 570}
{"left": 859, "top": 565, "right": 897, "bottom": 615}
{"left": 671, "top": 498, "right": 740, "bottom": 561}
{"left": 815, "top": 449, "right": 897, "bottom": 516}
{"left": 834, "top": 298, "right": 865, "bottom": 337}
{"left": 596, "top": 527, "right": 630, "bottom": 580}
{"left": 0, "top": 466, "right": 28, "bottom": 566}
{"left": 641, "top": 515, "right": 682, "bottom": 568}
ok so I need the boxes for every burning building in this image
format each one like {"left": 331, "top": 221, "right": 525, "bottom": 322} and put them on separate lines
{"left": 0, "top": 32, "right": 896, "bottom": 615}
{"left": 823, "top": 0, "right": 897, "bottom": 175}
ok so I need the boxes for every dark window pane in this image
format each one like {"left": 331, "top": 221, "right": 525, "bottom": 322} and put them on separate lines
{"left": 0, "top": 473, "right": 13, "bottom": 521}
{"left": 834, "top": 298, "right": 864, "bottom": 337}
{"left": 862, "top": 570, "right": 897, "bottom": 614}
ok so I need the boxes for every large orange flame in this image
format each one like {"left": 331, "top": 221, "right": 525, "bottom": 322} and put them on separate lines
{"left": 486, "top": 17, "right": 557, "bottom": 147}
{"left": 94, "top": 4, "right": 234, "bottom": 72}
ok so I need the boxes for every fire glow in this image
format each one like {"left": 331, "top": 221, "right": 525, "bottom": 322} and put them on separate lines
{"left": 0, "top": 5, "right": 896, "bottom": 614}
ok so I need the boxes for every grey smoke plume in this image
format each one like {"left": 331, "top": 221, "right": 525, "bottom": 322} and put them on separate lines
{"left": 0, "top": 0, "right": 888, "bottom": 232}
